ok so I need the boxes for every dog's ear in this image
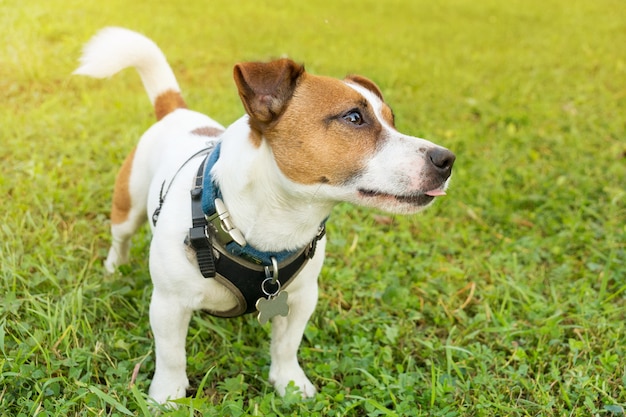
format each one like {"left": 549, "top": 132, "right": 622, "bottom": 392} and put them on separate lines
{"left": 344, "top": 75, "right": 385, "bottom": 101}
{"left": 234, "top": 59, "right": 305, "bottom": 132}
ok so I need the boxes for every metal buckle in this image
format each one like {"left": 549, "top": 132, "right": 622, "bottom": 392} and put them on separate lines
{"left": 207, "top": 198, "right": 247, "bottom": 247}
{"left": 305, "top": 224, "right": 325, "bottom": 259}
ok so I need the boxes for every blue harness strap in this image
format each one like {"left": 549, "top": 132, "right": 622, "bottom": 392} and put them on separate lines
{"left": 201, "top": 142, "right": 299, "bottom": 265}
{"left": 188, "top": 141, "right": 326, "bottom": 317}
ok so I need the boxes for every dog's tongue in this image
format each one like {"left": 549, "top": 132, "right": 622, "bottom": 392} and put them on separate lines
{"left": 425, "top": 189, "right": 447, "bottom": 197}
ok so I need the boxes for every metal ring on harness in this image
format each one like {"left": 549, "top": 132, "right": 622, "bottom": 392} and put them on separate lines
{"left": 262, "top": 257, "right": 280, "bottom": 296}
{"left": 263, "top": 256, "right": 279, "bottom": 285}
{"left": 261, "top": 278, "right": 281, "bottom": 298}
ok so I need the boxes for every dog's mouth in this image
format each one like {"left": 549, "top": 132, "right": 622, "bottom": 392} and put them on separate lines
{"left": 358, "top": 187, "right": 445, "bottom": 206}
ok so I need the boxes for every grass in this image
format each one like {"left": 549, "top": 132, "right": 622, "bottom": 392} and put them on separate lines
{"left": 1, "top": 0, "right": 625, "bottom": 415}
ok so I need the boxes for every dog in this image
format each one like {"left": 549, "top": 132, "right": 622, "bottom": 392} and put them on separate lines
{"left": 75, "top": 27, "right": 455, "bottom": 404}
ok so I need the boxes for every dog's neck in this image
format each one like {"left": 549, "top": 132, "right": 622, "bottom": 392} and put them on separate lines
{"left": 211, "top": 117, "right": 334, "bottom": 253}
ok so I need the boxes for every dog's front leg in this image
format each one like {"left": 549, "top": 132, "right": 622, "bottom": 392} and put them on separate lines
{"left": 268, "top": 268, "right": 320, "bottom": 398}
{"left": 148, "top": 289, "right": 192, "bottom": 404}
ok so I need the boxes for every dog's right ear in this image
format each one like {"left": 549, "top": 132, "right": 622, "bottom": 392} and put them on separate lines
{"left": 233, "top": 59, "right": 305, "bottom": 132}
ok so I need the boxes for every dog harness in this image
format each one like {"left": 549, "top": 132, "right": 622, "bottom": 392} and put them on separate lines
{"left": 185, "top": 142, "right": 326, "bottom": 318}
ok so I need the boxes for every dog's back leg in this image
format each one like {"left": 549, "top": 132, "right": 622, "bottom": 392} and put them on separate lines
{"left": 104, "top": 147, "right": 148, "bottom": 273}
{"left": 74, "top": 27, "right": 189, "bottom": 273}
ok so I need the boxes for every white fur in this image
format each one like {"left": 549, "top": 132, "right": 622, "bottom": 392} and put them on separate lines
{"left": 77, "top": 28, "right": 325, "bottom": 403}
{"left": 213, "top": 118, "right": 335, "bottom": 251}
{"left": 74, "top": 27, "right": 180, "bottom": 103}
{"left": 76, "top": 27, "right": 453, "bottom": 405}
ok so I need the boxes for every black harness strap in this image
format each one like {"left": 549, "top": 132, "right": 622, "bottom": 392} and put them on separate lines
{"left": 152, "top": 146, "right": 216, "bottom": 226}
{"left": 186, "top": 152, "right": 326, "bottom": 317}
{"left": 188, "top": 157, "right": 216, "bottom": 278}
{"left": 210, "top": 243, "right": 317, "bottom": 316}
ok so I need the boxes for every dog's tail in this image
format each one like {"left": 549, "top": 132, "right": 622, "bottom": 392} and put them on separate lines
{"left": 74, "top": 27, "right": 187, "bottom": 120}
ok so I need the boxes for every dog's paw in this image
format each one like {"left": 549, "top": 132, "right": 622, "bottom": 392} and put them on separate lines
{"left": 270, "top": 366, "right": 317, "bottom": 398}
{"left": 149, "top": 375, "right": 189, "bottom": 404}
{"left": 104, "top": 244, "right": 130, "bottom": 274}
{"left": 103, "top": 258, "right": 117, "bottom": 275}
{"left": 104, "top": 249, "right": 124, "bottom": 274}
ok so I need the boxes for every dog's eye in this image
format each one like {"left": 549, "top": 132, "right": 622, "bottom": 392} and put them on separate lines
{"left": 343, "top": 110, "right": 364, "bottom": 125}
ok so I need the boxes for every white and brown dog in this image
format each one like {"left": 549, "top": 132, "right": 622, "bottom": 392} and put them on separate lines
{"left": 75, "top": 27, "right": 455, "bottom": 404}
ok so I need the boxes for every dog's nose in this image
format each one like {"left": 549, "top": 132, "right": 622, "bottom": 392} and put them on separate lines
{"left": 427, "top": 147, "right": 455, "bottom": 178}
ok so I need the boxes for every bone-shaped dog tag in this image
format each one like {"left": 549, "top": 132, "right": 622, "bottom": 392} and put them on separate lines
{"left": 256, "top": 291, "right": 289, "bottom": 325}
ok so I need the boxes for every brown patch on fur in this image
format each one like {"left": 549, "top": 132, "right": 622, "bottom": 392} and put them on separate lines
{"left": 346, "top": 75, "right": 395, "bottom": 127}
{"left": 234, "top": 59, "right": 304, "bottom": 135}
{"left": 248, "top": 129, "right": 263, "bottom": 148}
{"left": 380, "top": 104, "right": 396, "bottom": 128}
{"left": 154, "top": 90, "right": 187, "bottom": 120}
{"left": 111, "top": 147, "right": 136, "bottom": 224}
{"left": 265, "top": 74, "right": 383, "bottom": 185}
{"left": 345, "top": 75, "right": 384, "bottom": 101}
{"left": 191, "top": 126, "right": 224, "bottom": 137}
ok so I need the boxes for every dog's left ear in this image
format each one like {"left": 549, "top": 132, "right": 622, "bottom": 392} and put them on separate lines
{"left": 234, "top": 59, "right": 305, "bottom": 132}
{"left": 344, "top": 75, "right": 385, "bottom": 101}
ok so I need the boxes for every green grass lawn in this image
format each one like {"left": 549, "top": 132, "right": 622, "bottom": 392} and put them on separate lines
{"left": 1, "top": 0, "right": 625, "bottom": 415}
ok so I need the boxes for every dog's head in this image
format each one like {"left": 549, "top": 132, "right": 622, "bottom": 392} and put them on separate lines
{"left": 233, "top": 59, "right": 455, "bottom": 214}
